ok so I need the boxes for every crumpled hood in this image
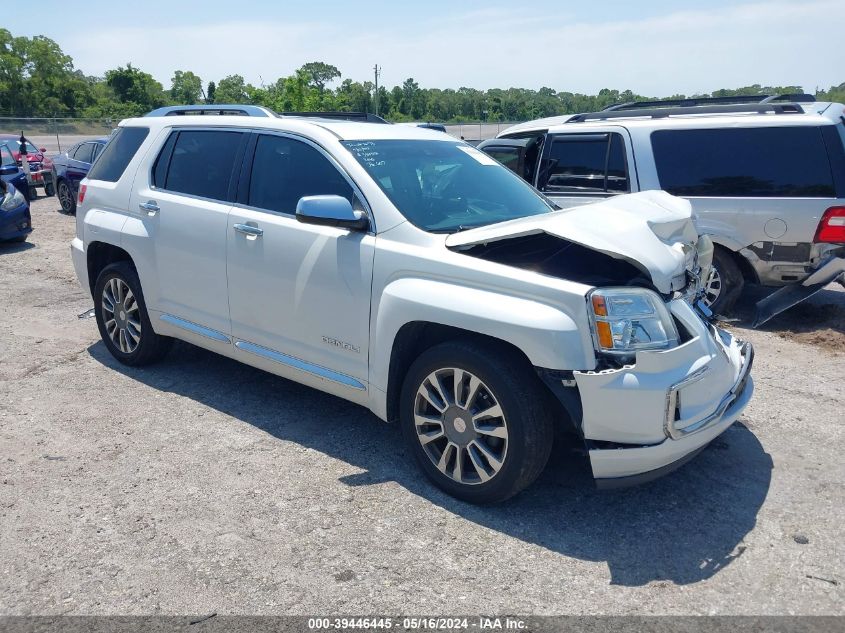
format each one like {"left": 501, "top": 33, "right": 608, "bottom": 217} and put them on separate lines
{"left": 445, "top": 191, "right": 698, "bottom": 294}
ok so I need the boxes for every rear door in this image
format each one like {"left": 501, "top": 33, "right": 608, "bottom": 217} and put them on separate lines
{"left": 536, "top": 128, "right": 637, "bottom": 209}
{"left": 226, "top": 132, "right": 374, "bottom": 398}
{"left": 128, "top": 128, "right": 248, "bottom": 337}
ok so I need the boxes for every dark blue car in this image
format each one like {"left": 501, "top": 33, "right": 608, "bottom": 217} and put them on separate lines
{"left": 51, "top": 137, "right": 109, "bottom": 214}
{"left": 1, "top": 143, "right": 32, "bottom": 242}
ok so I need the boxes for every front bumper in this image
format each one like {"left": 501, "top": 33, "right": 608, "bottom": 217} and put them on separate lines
{"left": 0, "top": 203, "right": 33, "bottom": 240}
{"left": 574, "top": 299, "right": 754, "bottom": 483}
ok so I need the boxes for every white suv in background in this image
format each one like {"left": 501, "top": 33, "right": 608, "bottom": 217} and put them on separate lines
{"left": 71, "top": 106, "right": 753, "bottom": 503}
{"left": 480, "top": 95, "right": 845, "bottom": 323}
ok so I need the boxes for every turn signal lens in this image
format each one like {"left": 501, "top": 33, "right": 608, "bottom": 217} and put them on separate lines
{"left": 595, "top": 321, "right": 614, "bottom": 349}
{"left": 814, "top": 206, "right": 845, "bottom": 243}
{"left": 78, "top": 184, "right": 86, "bottom": 204}
{"left": 591, "top": 294, "right": 608, "bottom": 316}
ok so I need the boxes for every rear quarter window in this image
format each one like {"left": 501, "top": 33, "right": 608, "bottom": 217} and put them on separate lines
{"left": 651, "top": 127, "right": 836, "bottom": 197}
{"left": 87, "top": 127, "right": 149, "bottom": 183}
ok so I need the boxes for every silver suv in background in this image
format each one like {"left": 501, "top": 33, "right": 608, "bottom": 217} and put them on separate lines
{"left": 479, "top": 95, "right": 845, "bottom": 324}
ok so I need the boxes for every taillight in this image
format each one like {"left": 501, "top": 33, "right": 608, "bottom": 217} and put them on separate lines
{"left": 814, "top": 206, "right": 845, "bottom": 243}
{"left": 78, "top": 184, "right": 87, "bottom": 204}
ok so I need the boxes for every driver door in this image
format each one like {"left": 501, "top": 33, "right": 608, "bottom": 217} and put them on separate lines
{"left": 226, "top": 132, "right": 375, "bottom": 400}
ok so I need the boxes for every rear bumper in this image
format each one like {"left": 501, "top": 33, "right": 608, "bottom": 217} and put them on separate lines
{"left": 0, "top": 203, "right": 33, "bottom": 240}
{"left": 71, "top": 237, "right": 89, "bottom": 296}
{"left": 753, "top": 256, "right": 845, "bottom": 327}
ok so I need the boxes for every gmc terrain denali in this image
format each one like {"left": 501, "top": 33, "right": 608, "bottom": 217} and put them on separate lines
{"left": 71, "top": 106, "right": 754, "bottom": 503}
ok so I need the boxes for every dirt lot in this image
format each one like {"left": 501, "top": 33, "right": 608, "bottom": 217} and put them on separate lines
{"left": 1, "top": 197, "right": 843, "bottom": 615}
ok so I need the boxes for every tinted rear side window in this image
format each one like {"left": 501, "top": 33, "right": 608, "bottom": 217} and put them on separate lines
{"left": 484, "top": 147, "right": 521, "bottom": 174}
{"left": 541, "top": 133, "right": 629, "bottom": 193}
{"left": 652, "top": 127, "right": 835, "bottom": 197}
{"left": 87, "top": 127, "right": 149, "bottom": 183}
{"left": 162, "top": 130, "right": 244, "bottom": 201}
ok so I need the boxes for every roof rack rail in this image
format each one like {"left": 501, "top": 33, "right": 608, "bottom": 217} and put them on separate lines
{"left": 603, "top": 93, "right": 815, "bottom": 111}
{"left": 280, "top": 111, "right": 389, "bottom": 124}
{"left": 568, "top": 102, "right": 806, "bottom": 123}
{"left": 145, "top": 104, "right": 275, "bottom": 117}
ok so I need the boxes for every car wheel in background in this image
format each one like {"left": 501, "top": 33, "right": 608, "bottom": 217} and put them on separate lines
{"left": 28, "top": 186, "right": 38, "bottom": 201}
{"left": 703, "top": 247, "right": 745, "bottom": 315}
{"left": 400, "top": 340, "right": 554, "bottom": 504}
{"left": 44, "top": 175, "right": 55, "bottom": 197}
{"left": 57, "top": 180, "right": 76, "bottom": 214}
{"left": 94, "top": 262, "right": 173, "bottom": 366}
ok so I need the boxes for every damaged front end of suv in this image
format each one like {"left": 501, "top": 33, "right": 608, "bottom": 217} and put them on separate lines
{"left": 447, "top": 191, "right": 754, "bottom": 486}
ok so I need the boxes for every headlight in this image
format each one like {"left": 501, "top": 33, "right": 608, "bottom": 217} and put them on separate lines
{"left": 0, "top": 185, "right": 26, "bottom": 212}
{"left": 587, "top": 287, "right": 679, "bottom": 358}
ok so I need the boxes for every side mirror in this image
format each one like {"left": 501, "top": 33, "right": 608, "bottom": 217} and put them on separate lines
{"left": 39, "top": 148, "right": 47, "bottom": 153}
{"left": 0, "top": 164, "right": 18, "bottom": 176}
{"left": 295, "top": 195, "right": 368, "bottom": 231}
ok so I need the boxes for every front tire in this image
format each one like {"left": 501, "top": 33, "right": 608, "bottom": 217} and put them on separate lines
{"left": 94, "top": 262, "right": 172, "bottom": 366}
{"left": 703, "top": 247, "right": 745, "bottom": 315}
{"left": 400, "top": 340, "right": 554, "bottom": 504}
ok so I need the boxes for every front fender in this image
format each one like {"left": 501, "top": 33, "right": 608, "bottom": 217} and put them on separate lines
{"left": 369, "top": 277, "right": 594, "bottom": 395}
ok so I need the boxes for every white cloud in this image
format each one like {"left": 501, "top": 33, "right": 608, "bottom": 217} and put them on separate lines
{"left": 64, "top": 0, "right": 844, "bottom": 95}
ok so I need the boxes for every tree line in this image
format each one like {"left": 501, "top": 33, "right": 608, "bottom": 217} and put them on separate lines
{"left": 2, "top": 29, "right": 844, "bottom": 122}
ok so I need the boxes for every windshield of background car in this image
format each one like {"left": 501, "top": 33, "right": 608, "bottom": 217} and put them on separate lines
{"left": 342, "top": 139, "right": 552, "bottom": 232}
{"left": 0, "top": 144, "right": 16, "bottom": 167}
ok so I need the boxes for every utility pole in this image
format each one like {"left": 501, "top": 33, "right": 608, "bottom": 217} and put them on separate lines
{"left": 373, "top": 64, "right": 381, "bottom": 116}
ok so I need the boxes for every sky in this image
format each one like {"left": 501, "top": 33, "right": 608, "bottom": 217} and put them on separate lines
{"left": 6, "top": 0, "right": 844, "bottom": 96}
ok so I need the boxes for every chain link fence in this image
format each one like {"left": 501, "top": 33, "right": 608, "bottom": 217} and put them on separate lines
{"left": 444, "top": 122, "right": 522, "bottom": 142}
{"left": 0, "top": 118, "right": 116, "bottom": 154}
{"left": 0, "top": 118, "right": 523, "bottom": 154}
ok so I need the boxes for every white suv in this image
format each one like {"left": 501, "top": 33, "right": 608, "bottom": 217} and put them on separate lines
{"left": 71, "top": 106, "right": 753, "bottom": 503}
{"left": 480, "top": 95, "right": 845, "bottom": 323}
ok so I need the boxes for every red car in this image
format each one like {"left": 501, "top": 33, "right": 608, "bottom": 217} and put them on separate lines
{"left": 0, "top": 134, "right": 55, "bottom": 200}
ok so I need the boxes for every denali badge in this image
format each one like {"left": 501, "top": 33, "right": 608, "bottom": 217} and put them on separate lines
{"left": 322, "top": 336, "right": 360, "bottom": 354}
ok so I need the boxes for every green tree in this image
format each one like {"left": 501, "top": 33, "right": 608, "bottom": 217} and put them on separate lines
{"left": 206, "top": 80, "right": 216, "bottom": 104}
{"left": 170, "top": 70, "right": 203, "bottom": 105}
{"left": 214, "top": 74, "right": 249, "bottom": 103}
{"left": 105, "top": 64, "right": 166, "bottom": 114}
{"left": 300, "top": 62, "right": 341, "bottom": 92}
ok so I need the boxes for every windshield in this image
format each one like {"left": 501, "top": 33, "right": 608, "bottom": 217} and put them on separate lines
{"left": 342, "top": 139, "right": 552, "bottom": 233}
{"left": 0, "top": 144, "right": 16, "bottom": 167}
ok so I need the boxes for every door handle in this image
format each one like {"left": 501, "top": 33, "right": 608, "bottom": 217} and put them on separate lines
{"left": 233, "top": 223, "right": 264, "bottom": 237}
{"left": 139, "top": 200, "right": 160, "bottom": 216}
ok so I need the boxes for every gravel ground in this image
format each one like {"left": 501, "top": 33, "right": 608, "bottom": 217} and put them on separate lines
{"left": 0, "top": 197, "right": 843, "bottom": 616}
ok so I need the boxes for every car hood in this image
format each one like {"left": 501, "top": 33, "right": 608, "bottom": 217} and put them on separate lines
{"left": 445, "top": 191, "right": 699, "bottom": 294}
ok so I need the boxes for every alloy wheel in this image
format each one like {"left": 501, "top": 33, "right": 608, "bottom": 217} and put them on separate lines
{"left": 414, "top": 367, "right": 509, "bottom": 485}
{"left": 58, "top": 181, "right": 74, "bottom": 212}
{"left": 101, "top": 278, "right": 142, "bottom": 354}
{"left": 703, "top": 265, "right": 722, "bottom": 307}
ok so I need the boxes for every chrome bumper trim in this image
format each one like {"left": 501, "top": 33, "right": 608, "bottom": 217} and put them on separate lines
{"left": 664, "top": 341, "right": 753, "bottom": 440}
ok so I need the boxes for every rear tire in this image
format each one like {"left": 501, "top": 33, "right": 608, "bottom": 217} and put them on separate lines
{"left": 94, "top": 262, "right": 172, "bottom": 366}
{"left": 703, "top": 247, "right": 745, "bottom": 315}
{"left": 57, "top": 180, "right": 76, "bottom": 214}
{"left": 400, "top": 340, "right": 554, "bottom": 504}
{"left": 44, "top": 177, "right": 55, "bottom": 197}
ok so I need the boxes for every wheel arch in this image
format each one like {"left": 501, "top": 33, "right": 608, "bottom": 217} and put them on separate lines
{"left": 86, "top": 241, "right": 135, "bottom": 295}
{"left": 383, "top": 321, "right": 579, "bottom": 438}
